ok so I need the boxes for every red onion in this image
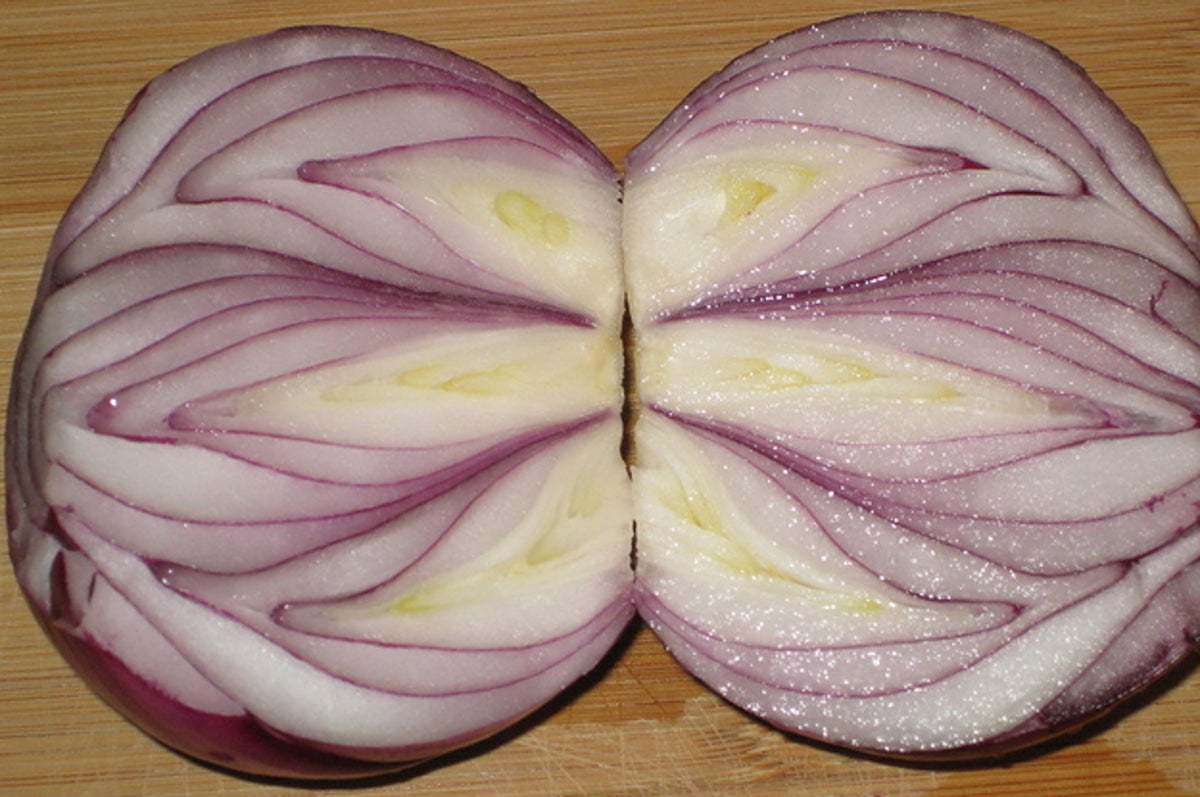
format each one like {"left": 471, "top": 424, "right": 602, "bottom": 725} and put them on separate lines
{"left": 7, "top": 26, "right": 632, "bottom": 778}
{"left": 8, "top": 10, "right": 1200, "bottom": 779}
{"left": 626, "top": 10, "right": 1200, "bottom": 757}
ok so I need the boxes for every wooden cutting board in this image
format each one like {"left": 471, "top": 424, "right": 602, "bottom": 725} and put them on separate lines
{"left": 1, "top": 1, "right": 1198, "bottom": 794}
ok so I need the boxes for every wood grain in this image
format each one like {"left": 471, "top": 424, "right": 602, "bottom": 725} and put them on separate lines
{"left": 1, "top": 1, "right": 1198, "bottom": 795}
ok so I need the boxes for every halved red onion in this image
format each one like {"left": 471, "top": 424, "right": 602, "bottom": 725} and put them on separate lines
{"left": 626, "top": 10, "right": 1200, "bottom": 757}
{"left": 7, "top": 26, "right": 632, "bottom": 778}
{"left": 10, "top": 9, "right": 1200, "bottom": 778}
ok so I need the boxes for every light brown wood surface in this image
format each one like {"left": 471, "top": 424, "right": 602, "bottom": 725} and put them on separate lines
{"left": 1, "top": 1, "right": 1198, "bottom": 795}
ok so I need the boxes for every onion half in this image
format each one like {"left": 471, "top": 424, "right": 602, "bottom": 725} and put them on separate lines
{"left": 7, "top": 26, "right": 632, "bottom": 778}
{"left": 626, "top": 10, "right": 1200, "bottom": 757}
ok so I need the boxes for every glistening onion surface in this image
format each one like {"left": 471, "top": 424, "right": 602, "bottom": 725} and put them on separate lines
{"left": 625, "top": 10, "right": 1200, "bottom": 756}
{"left": 8, "top": 10, "right": 1200, "bottom": 779}
{"left": 6, "top": 26, "right": 633, "bottom": 778}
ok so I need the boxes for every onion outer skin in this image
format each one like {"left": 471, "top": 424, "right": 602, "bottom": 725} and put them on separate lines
{"left": 6, "top": 26, "right": 632, "bottom": 779}
{"left": 625, "top": 10, "right": 1200, "bottom": 758}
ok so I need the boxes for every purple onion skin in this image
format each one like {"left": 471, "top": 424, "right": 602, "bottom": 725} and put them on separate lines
{"left": 44, "top": 622, "right": 409, "bottom": 779}
{"left": 626, "top": 10, "right": 1200, "bottom": 759}
{"left": 7, "top": 26, "right": 632, "bottom": 779}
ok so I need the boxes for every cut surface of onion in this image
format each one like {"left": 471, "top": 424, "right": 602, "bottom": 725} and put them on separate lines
{"left": 626, "top": 10, "right": 1200, "bottom": 757}
{"left": 7, "top": 25, "right": 631, "bottom": 778}
{"left": 8, "top": 10, "right": 1200, "bottom": 780}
